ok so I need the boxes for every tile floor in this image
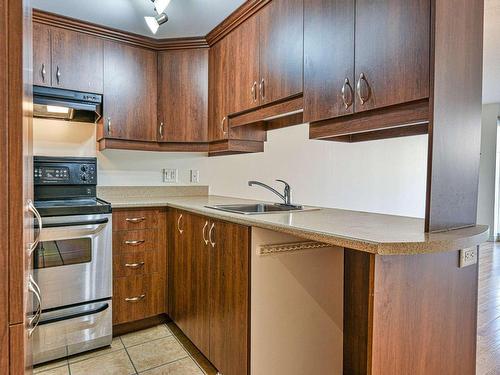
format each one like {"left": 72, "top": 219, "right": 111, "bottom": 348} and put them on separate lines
{"left": 33, "top": 323, "right": 215, "bottom": 375}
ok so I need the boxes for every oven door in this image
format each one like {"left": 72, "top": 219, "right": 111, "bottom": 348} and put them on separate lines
{"left": 34, "top": 214, "right": 112, "bottom": 310}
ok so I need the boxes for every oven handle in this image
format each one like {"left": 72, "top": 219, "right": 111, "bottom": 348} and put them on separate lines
{"left": 39, "top": 218, "right": 109, "bottom": 229}
{"left": 38, "top": 302, "right": 110, "bottom": 326}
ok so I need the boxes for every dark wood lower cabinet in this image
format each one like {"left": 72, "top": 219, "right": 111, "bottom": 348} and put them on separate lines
{"left": 169, "top": 210, "right": 250, "bottom": 375}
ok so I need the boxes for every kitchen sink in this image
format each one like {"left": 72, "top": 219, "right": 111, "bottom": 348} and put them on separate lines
{"left": 205, "top": 203, "right": 308, "bottom": 215}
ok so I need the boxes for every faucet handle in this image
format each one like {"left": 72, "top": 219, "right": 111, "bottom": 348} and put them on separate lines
{"left": 275, "top": 179, "right": 290, "bottom": 189}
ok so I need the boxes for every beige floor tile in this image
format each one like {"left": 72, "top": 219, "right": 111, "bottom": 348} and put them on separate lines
{"left": 33, "top": 359, "right": 68, "bottom": 373}
{"left": 69, "top": 349, "right": 136, "bottom": 375}
{"left": 127, "top": 336, "right": 188, "bottom": 373}
{"left": 68, "top": 337, "right": 125, "bottom": 364}
{"left": 34, "top": 365, "right": 70, "bottom": 375}
{"left": 121, "top": 324, "right": 172, "bottom": 348}
{"left": 139, "top": 358, "right": 204, "bottom": 375}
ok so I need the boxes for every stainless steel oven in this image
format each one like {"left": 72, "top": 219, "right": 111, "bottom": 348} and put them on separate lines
{"left": 32, "top": 156, "right": 113, "bottom": 365}
{"left": 32, "top": 213, "right": 113, "bottom": 364}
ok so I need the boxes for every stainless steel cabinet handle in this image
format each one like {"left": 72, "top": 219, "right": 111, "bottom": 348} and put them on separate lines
{"left": 27, "top": 200, "right": 42, "bottom": 256}
{"left": 107, "top": 117, "right": 112, "bottom": 135}
{"left": 177, "top": 214, "right": 184, "bottom": 234}
{"left": 356, "top": 72, "right": 371, "bottom": 105}
{"left": 341, "top": 78, "right": 354, "bottom": 109}
{"left": 202, "top": 221, "right": 209, "bottom": 245}
{"left": 159, "top": 122, "right": 164, "bottom": 139}
{"left": 251, "top": 81, "right": 258, "bottom": 102}
{"left": 125, "top": 294, "right": 146, "bottom": 302}
{"left": 41, "top": 63, "right": 46, "bottom": 82}
{"left": 221, "top": 116, "right": 227, "bottom": 136}
{"left": 208, "top": 222, "right": 215, "bottom": 248}
{"left": 28, "top": 275, "right": 42, "bottom": 337}
{"left": 124, "top": 240, "right": 145, "bottom": 246}
{"left": 125, "top": 262, "right": 145, "bottom": 269}
{"left": 125, "top": 217, "right": 145, "bottom": 223}
{"left": 259, "top": 78, "right": 265, "bottom": 100}
{"left": 56, "top": 66, "right": 61, "bottom": 85}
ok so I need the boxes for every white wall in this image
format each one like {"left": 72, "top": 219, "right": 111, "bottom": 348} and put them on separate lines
{"left": 477, "top": 104, "right": 500, "bottom": 238}
{"left": 33, "top": 119, "right": 429, "bottom": 218}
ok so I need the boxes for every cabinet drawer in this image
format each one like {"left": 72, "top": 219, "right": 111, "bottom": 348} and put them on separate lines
{"left": 113, "top": 209, "right": 162, "bottom": 231}
{"left": 113, "top": 274, "right": 166, "bottom": 325}
{"left": 113, "top": 248, "right": 164, "bottom": 278}
{"left": 113, "top": 229, "right": 159, "bottom": 253}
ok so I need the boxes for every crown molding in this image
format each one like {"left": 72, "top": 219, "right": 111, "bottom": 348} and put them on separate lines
{"left": 205, "top": 0, "right": 270, "bottom": 45}
{"left": 32, "top": 9, "right": 209, "bottom": 50}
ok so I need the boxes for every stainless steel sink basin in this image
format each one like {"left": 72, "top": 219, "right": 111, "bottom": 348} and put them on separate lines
{"left": 205, "top": 203, "right": 307, "bottom": 215}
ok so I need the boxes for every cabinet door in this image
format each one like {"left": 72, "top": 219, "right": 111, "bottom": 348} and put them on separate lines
{"left": 259, "top": 0, "right": 303, "bottom": 105}
{"left": 226, "top": 14, "right": 260, "bottom": 115}
{"left": 51, "top": 28, "right": 103, "bottom": 93}
{"left": 33, "top": 22, "right": 51, "bottom": 87}
{"left": 208, "top": 38, "right": 229, "bottom": 141}
{"left": 170, "top": 211, "right": 210, "bottom": 356}
{"left": 158, "top": 49, "right": 208, "bottom": 142}
{"left": 210, "top": 220, "right": 250, "bottom": 375}
{"left": 103, "top": 41, "right": 157, "bottom": 141}
{"left": 304, "top": 0, "right": 355, "bottom": 123}
{"left": 354, "top": 0, "right": 430, "bottom": 112}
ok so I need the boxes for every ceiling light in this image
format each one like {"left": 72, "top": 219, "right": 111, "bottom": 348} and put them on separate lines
{"left": 152, "top": 0, "right": 171, "bottom": 14}
{"left": 145, "top": 13, "right": 168, "bottom": 34}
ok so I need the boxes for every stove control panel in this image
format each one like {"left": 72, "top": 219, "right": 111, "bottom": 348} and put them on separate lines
{"left": 34, "top": 157, "right": 97, "bottom": 185}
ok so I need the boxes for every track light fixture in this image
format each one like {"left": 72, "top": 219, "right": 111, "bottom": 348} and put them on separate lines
{"left": 144, "top": 12, "right": 168, "bottom": 34}
{"left": 151, "top": 0, "right": 171, "bottom": 14}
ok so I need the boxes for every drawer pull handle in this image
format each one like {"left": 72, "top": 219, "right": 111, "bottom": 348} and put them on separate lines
{"left": 125, "top": 294, "right": 146, "bottom": 302}
{"left": 126, "top": 217, "right": 145, "bottom": 223}
{"left": 125, "top": 262, "right": 145, "bottom": 269}
{"left": 124, "top": 240, "right": 145, "bottom": 246}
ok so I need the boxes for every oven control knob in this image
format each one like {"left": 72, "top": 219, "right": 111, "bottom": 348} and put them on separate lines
{"left": 81, "top": 173, "right": 88, "bottom": 181}
{"left": 81, "top": 165, "right": 88, "bottom": 172}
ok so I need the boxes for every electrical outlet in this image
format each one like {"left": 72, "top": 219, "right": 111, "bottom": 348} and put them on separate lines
{"left": 459, "top": 247, "right": 478, "bottom": 268}
{"left": 190, "top": 169, "right": 200, "bottom": 183}
{"left": 163, "top": 168, "right": 178, "bottom": 183}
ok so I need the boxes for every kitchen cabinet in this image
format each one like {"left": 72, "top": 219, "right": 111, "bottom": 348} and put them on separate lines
{"left": 170, "top": 210, "right": 211, "bottom": 356}
{"left": 158, "top": 49, "right": 208, "bottom": 143}
{"left": 303, "top": 0, "right": 355, "bottom": 122}
{"left": 103, "top": 40, "right": 158, "bottom": 142}
{"left": 209, "top": 219, "right": 250, "bottom": 375}
{"left": 112, "top": 208, "right": 167, "bottom": 326}
{"left": 354, "top": 0, "right": 430, "bottom": 112}
{"left": 33, "top": 22, "right": 51, "bottom": 87}
{"left": 226, "top": 13, "right": 260, "bottom": 115}
{"left": 208, "top": 38, "right": 229, "bottom": 142}
{"left": 169, "top": 210, "right": 250, "bottom": 374}
{"left": 258, "top": 0, "right": 303, "bottom": 105}
{"left": 51, "top": 27, "right": 104, "bottom": 93}
{"left": 304, "top": 0, "right": 430, "bottom": 123}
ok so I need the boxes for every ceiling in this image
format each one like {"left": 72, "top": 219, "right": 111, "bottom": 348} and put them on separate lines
{"left": 484, "top": 0, "right": 500, "bottom": 104}
{"left": 31, "top": 0, "right": 246, "bottom": 39}
{"left": 33, "top": 0, "right": 500, "bottom": 104}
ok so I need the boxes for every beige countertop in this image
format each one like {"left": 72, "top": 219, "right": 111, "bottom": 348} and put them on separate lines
{"left": 98, "top": 188, "right": 489, "bottom": 255}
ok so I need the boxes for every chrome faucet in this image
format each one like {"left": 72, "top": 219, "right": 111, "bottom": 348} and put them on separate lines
{"left": 248, "top": 179, "right": 298, "bottom": 207}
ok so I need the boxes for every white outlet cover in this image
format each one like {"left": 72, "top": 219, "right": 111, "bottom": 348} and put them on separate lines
{"left": 459, "top": 247, "right": 478, "bottom": 268}
{"left": 163, "top": 168, "right": 178, "bottom": 183}
{"left": 190, "top": 170, "right": 200, "bottom": 183}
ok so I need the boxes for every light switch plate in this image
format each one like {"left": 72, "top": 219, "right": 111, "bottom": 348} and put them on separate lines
{"left": 190, "top": 170, "right": 200, "bottom": 183}
{"left": 163, "top": 168, "right": 178, "bottom": 183}
{"left": 459, "top": 247, "right": 478, "bottom": 268}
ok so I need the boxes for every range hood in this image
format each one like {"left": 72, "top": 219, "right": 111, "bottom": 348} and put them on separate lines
{"left": 33, "top": 86, "right": 102, "bottom": 123}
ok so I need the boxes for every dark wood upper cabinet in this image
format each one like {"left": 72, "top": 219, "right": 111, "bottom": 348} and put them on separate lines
{"left": 208, "top": 38, "right": 229, "bottom": 142}
{"left": 304, "top": 0, "right": 355, "bottom": 123}
{"left": 354, "top": 0, "right": 430, "bottom": 112}
{"left": 103, "top": 40, "right": 157, "bottom": 142}
{"left": 51, "top": 28, "right": 103, "bottom": 93}
{"left": 209, "top": 219, "right": 250, "bottom": 375}
{"left": 259, "top": 0, "right": 304, "bottom": 105}
{"left": 158, "top": 49, "right": 208, "bottom": 143}
{"left": 33, "top": 22, "right": 51, "bottom": 87}
{"left": 226, "top": 13, "right": 260, "bottom": 115}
